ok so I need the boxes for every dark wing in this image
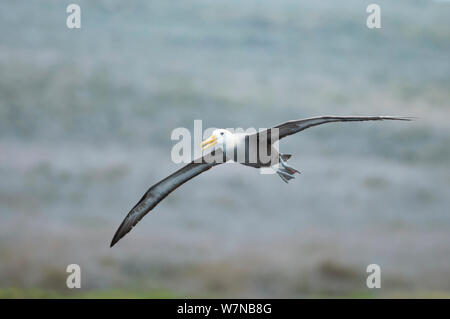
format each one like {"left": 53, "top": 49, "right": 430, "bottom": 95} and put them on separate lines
{"left": 256, "top": 116, "right": 411, "bottom": 143}
{"left": 110, "top": 149, "right": 224, "bottom": 247}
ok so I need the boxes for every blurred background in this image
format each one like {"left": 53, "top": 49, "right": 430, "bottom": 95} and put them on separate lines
{"left": 0, "top": 0, "right": 449, "bottom": 298}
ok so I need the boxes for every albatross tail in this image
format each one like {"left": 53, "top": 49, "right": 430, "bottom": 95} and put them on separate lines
{"left": 276, "top": 154, "right": 301, "bottom": 183}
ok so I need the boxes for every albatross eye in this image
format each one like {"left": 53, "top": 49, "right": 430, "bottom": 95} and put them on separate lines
{"left": 220, "top": 132, "right": 224, "bottom": 136}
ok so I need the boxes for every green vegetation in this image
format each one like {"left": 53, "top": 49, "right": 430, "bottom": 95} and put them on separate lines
{"left": 0, "top": 287, "right": 180, "bottom": 299}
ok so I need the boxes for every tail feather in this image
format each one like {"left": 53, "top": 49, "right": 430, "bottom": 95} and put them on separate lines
{"left": 277, "top": 170, "right": 294, "bottom": 183}
{"left": 277, "top": 153, "right": 300, "bottom": 183}
{"left": 284, "top": 166, "right": 300, "bottom": 175}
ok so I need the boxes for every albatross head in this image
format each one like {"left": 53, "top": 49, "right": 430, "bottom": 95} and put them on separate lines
{"left": 201, "top": 129, "right": 233, "bottom": 151}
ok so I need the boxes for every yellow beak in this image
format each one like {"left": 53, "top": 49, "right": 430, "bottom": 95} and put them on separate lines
{"left": 200, "top": 134, "right": 217, "bottom": 151}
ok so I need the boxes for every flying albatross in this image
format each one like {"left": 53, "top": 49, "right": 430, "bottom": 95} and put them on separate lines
{"left": 110, "top": 115, "right": 410, "bottom": 247}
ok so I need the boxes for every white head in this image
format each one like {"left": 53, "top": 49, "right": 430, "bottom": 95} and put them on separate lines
{"left": 201, "top": 129, "right": 233, "bottom": 151}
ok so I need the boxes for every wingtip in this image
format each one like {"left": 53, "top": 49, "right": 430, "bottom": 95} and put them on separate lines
{"left": 384, "top": 116, "right": 416, "bottom": 121}
{"left": 110, "top": 218, "right": 133, "bottom": 248}
{"left": 110, "top": 237, "right": 118, "bottom": 248}
{"left": 110, "top": 228, "right": 124, "bottom": 247}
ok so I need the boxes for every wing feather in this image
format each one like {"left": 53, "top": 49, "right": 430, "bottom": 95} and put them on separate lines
{"left": 110, "top": 150, "right": 224, "bottom": 247}
{"left": 258, "top": 116, "right": 411, "bottom": 143}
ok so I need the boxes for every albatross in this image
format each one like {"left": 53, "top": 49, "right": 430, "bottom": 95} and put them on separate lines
{"left": 110, "top": 115, "right": 410, "bottom": 247}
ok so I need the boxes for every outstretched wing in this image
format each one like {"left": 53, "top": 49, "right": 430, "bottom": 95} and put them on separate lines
{"left": 257, "top": 116, "right": 411, "bottom": 143}
{"left": 110, "top": 149, "right": 224, "bottom": 247}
